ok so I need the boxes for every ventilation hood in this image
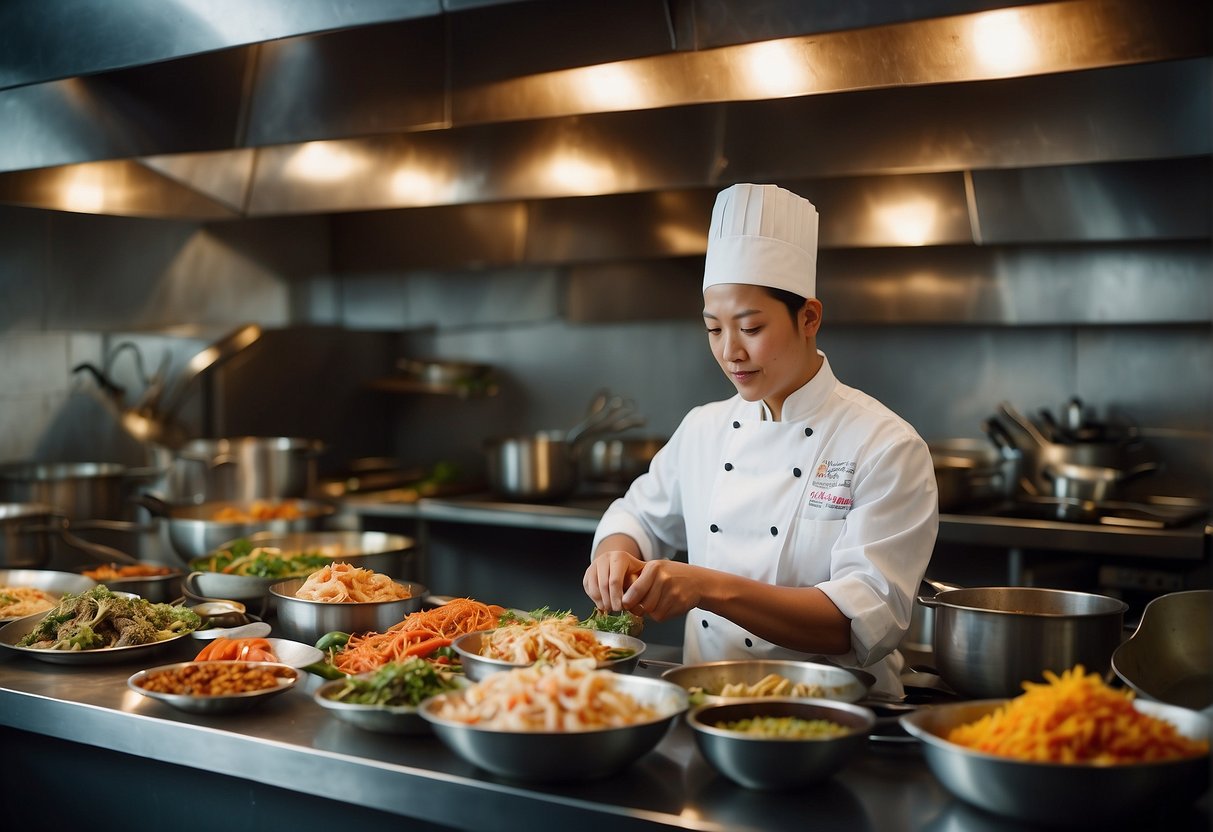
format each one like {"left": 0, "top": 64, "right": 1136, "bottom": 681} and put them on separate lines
{"left": 0, "top": 0, "right": 1208, "bottom": 262}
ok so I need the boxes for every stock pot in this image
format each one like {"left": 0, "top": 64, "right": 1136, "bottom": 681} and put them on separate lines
{"left": 166, "top": 437, "right": 323, "bottom": 503}
{"left": 919, "top": 585, "right": 1128, "bottom": 698}
{"left": 484, "top": 432, "right": 577, "bottom": 502}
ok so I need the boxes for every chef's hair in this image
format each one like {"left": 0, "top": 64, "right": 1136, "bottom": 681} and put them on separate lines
{"left": 764, "top": 286, "right": 808, "bottom": 321}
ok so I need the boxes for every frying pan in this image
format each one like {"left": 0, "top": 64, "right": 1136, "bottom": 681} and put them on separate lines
{"left": 1112, "top": 590, "right": 1212, "bottom": 714}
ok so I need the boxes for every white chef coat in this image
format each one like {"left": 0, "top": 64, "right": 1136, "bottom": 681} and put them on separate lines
{"left": 591, "top": 352, "right": 938, "bottom": 698}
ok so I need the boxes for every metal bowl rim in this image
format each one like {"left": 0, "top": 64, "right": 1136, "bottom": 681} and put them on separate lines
{"left": 927, "top": 586, "right": 1130, "bottom": 617}
{"left": 419, "top": 673, "right": 688, "bottom": 735}
{"left": 268, "top": 577, "right": 429, "bottom": 608}
{"left": 451, "top": 628, "right": 646, "bottom": 670}
{"left": 314, "top": 673, "right": 470, "bottom": 714}
{"left": 687, "top": 696, "right": 877, "bottom": 741}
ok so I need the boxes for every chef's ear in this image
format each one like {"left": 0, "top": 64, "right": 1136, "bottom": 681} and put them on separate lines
{"left": 799, "top": 298, "right": 823, "bottom": 336}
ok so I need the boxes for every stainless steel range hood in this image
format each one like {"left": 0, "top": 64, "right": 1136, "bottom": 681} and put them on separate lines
{"left": 0, "top": 0, "right": 1207, "bottom": 261}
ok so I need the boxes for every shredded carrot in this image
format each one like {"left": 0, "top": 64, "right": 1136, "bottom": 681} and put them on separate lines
{"left": 331, "top": 597, "right": 503, "bottom": 674}
{"left": 947, "top": 665, "right": 1210, "bottom": 764}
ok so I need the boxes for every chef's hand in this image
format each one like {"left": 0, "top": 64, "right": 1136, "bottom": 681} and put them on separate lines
{"left": 583, "top": 547, "right": 645, "bottom": 614}
{"left": 621, "top": 559, "right": 703, "bottom": 622}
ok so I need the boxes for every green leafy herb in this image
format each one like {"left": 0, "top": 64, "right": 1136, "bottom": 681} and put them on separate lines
{"left": 327, "top": 658, "right": 461, "bottom": 707}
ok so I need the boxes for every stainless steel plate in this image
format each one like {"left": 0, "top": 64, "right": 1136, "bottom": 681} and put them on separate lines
{"left": 0, "top": 609, "right": 194, "bottom": 665}
{"left": 129, "top": 661, "right": 299, "bottom": 714}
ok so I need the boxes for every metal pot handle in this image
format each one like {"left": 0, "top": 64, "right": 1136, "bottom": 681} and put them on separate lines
{"left": 917, "top": 577, "right": 962, "bottom": 607}
{"left": 56, "top": 518, "right": 142, "bottom": 565}
{"left": 133, "top": 493, "right": 173, "bottom": 517}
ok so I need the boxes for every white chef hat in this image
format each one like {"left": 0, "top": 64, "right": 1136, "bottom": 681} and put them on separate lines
{"left": 702, "top": 183, "right": 819, "bottom": 298}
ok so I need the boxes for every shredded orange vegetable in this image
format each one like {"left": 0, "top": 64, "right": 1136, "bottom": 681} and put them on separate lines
{"left": 947, "top": 665, "right": 1210, "bottom": 764}
{"left": 332, "top": 597, "right": 503, "bottom": 674}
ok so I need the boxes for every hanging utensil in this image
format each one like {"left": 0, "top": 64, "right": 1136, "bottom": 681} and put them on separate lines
{"left": 997, "top": 401, "right": 1052, "bottom": 449}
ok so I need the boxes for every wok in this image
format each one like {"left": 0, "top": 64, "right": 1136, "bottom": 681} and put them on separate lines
{"left": 137, "top": 495, "right": 333, "bottom": 561}
{"left": 1113, "top": 589, "right": 1212, "bottom": 713}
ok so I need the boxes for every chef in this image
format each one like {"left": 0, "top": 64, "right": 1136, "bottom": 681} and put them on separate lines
{"left": 583, "top": 183, "right": 939, "bottom": 698}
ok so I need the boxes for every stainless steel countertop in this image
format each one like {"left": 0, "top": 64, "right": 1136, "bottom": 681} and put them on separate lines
{"left": 342, "top": 492, "right": 1212, "bottom": 560}
{"left": 4, "top": 637, "right": 1211, "bottom": 830}
{"left": 0, "top": 640, "right": 997, "bottom": 831}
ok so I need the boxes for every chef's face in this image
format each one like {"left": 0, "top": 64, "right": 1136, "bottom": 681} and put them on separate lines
{"left": 703, "top": 283, "right": 823, "bottom": 419}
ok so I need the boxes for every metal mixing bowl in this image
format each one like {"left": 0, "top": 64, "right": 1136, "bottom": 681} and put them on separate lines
{"left": 419, "top": 672, "right": 687, "bottom": 781}
{"left": 451, "top": 628, "right": 645, "bottom": 682}
{"left": 269, "top": 576, "right": 427, "bottom": 645}
{"left": 661, "top": 659, "right": 871, "bottom": 706}
{"left": 186, "top": 531, "right": 415, "bottom": 603}
{"left": 688, "top": 698, "right": 875, "bottom": 790}
{"left": 900, "top": 698, "right": 1211, "bottom": 826}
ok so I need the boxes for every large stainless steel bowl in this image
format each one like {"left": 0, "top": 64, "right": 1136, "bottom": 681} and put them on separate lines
{"left": 661, "top": 659, "right": 871, "bottom": 706}
{"left": 269, "top": 576, "right": 426, "bottom": 645}
{"left": 451, "top": 628, "right": 645, "bottom": 682}
{"left": 185, "top": 531, "right": 415, "bottom": 603}
{"left": 900, "top": 698, "right": 1211, "bottom": 826}
{"left": 143, "top": 497, "right": 335, "bottom": 562}
{"left": 919, "top": 586, "right": 1128, "bottom": 699}
{"left": 688, "top": 698, "right": 875, "bottom": 790}
{"left": 420, "top": 671, "right": 688, "bottom": 781}
{"left": 1113, "top": 589, "right": 1212, "bottom": 712}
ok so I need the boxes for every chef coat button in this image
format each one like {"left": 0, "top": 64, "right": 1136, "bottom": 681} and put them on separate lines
{"left": 770, "top": 526, "right": 778, "bottom": 536}
{"left": 744, "top": 638, "right": 753, "bottom": 648}
{"left": 732, "top": 420, "right": 740, "bottom": 429}
{"left": 710, "top": 523, "right": 719, "bottom": 533}
{"left": 793, "top": 467, "right": 802, "bottom": 478}
{"left": 804, "top": 427, "right": 814, "bottom": 437}
{"left": 701, "top": 619, "right": 709, "bottom": 629}
{"left": 724, "top": 462, "right": 733, "bottom": 471}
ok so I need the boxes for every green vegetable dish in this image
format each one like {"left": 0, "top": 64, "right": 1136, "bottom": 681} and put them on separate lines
{"left": 715, "top": 716, "right": 852, "bottom": 739}
{"left": 324, "top": 658, "right": 462, "bottom": 707}
{"left": 189, "top": 538, "right": 332, "bottom": 578}
{"left": 17, "top": 585, "right": 202, "bottom": 651}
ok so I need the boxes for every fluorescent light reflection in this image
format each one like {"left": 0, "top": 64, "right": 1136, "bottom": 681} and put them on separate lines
{"left": 390, "top": 166, "right": 449, "bottom": 204}
{"left": 875, "top": 198, "right": 939, "bottom": 247}
{"left": 543, "top": 151, "right": 617, "bottom": 195}
{"left": 577, "top": 63, "right": 647, "bottom": 111}
{"left": 287, "top": 142, "right": 367, "bottom": 182}
{"left": 740, "top": 40, "right": 811, "bottom": 98}
{"left": 972, "top": 9, "right": 1040, "bottom": 75}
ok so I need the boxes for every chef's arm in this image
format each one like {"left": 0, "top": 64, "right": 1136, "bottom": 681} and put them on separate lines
{"left": 702, "top": 576, "right": 852, "bottom": 655}
{"left": 621, "top": 559, "right": 852, "bottom": 655}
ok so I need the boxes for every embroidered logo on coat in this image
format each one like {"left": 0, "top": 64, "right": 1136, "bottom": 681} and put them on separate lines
{"left": 808, "top": 459, "right": 856, "bottom": 513}
{"left": 812, "top": 460, "right": 855, "bottom": 489}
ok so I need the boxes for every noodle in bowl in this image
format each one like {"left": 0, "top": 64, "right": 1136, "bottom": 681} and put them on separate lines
{"left": 452, "top": 622, "right": 645, "bottom": 682}
{"left": 269, "top": 575, "right": 427, "bottom": 645}
{"left": 420, "top": 662, "right": 688, "bottom": 781}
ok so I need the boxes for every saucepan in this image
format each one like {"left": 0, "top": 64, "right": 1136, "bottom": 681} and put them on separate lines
{"left": 918, "top": 584, "right": 1128, "bottom": 699}
{"left": 928, "top": 439, "right": 1018, "bottom": 512}
{"left": 483, "top": 432, "right": 578, "bottom": 502}
{"left": 582, "top": 437, "right": 666, "bottom": 486}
